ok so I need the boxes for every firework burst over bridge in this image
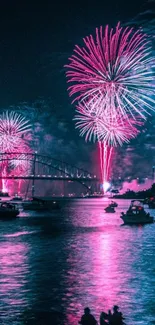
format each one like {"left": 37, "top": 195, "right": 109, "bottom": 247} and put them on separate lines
{"left": 65, "top": 22, "right": 155, "bottom": 190}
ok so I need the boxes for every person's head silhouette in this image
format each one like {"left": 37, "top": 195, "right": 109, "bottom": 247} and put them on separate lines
{"left": 84, "top": 307, "right": 90, "bottom": 315}
{"left": 113, "top": 305, "right": 119, "bottom": 312}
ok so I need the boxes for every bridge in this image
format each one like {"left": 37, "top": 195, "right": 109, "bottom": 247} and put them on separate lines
{"left": 0, "top": 152, "right": 100, "bottom": 195}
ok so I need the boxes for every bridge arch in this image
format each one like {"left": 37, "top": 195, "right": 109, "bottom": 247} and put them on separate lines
{"left": 0, "top": 152, "right": 99, "bottom": 195}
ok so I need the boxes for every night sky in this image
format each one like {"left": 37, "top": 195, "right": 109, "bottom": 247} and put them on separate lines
{"left": 0, "top": 0, "right": 146, "bottom": 107}
{"left": 0, "top": 0, "right": 154, "bottom": 178}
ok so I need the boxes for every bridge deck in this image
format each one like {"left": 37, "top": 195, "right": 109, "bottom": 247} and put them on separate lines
{"left": 0, "top": 176, "right": 99, "bottom": 181}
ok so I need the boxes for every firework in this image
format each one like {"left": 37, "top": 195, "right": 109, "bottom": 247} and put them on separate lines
{"left": 65, "top": 23, "right": 155, "bottom": 190}
{"left": 9, "top": 147, "right": 32, "bottom": 173}
{"left": 98, "top": 142, "right": 113, "bottom": 185}
{"left": 74, "top": 101, "right": 141, "bottom": 187}
{"left": 0, "top": 111, "right": 32, "bottom": 192}
{"left": 75, "top": 101, "right": 142, "bottom": 146}
{"left": 0, "top": 111, "right": 31, "bottom": 152}
{"left": 66, "top": 22, "right": 155, "bottom": 121}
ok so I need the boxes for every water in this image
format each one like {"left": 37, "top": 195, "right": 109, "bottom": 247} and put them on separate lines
{"left": 0, "top": 198, "right": 155, "bottom": 324}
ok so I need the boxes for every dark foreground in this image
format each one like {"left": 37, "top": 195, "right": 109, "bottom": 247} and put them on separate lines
{"left": 0, "top": 198, "right": 155, "bottom": 324}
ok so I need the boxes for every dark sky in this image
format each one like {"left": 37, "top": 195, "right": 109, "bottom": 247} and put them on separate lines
{"left": 0, "top": 0, "right": 147, "bottom": 109}
{"left": 0, "top": 0, "right": 154, "bottom": 176}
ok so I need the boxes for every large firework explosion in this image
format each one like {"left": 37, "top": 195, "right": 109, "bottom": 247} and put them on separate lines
{"left": 0, "top": 111, "right": 32, "bottom": 193}
{"left": 66, "top": 22, "right": 155, "bottom": 189}
{"left": 66, "top": 22, "right": 155, "bottom": 121}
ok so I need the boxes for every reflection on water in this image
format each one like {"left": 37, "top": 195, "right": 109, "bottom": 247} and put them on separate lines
{"left": 0, "top": 240, "right": 30, "bottom": 323}
{"left": 0, "top": 199, "right": 155, "bottom": 324}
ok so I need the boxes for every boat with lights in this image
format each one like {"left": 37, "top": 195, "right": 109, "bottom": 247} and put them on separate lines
{"left": 121, "top": 200, "right": 154, "bottom": 224}
{"left": 0, "top": 202, "right": 19, "bottom": 218}
{"left": 11, "top": 195, "right": 23, "bottom": 201}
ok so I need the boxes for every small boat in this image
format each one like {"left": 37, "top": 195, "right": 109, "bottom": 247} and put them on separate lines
{"left": 146, "top": 197, "right": 155, "bottom": 209}
{"left": 143, "top": 198, "right": 149, "bottom": 205}
{"left": 105, "top": 205, "right": 115, "bottom": 213}
{"left": 0, "top": 191, "right": 9, "bottom": 197}
{"left": 50, "top": 201, "right": 60, "bottom": 210}
{"left": 109, "top": 201, "right": 118, "bottom": 208}
{"left": 22, "top": 197, "right": 49, "bottom": 211}
{"left": 22, "top": 197, "right": 60, "bottom": 211}
{"left": 121, "top": 200, "right": 154, "bottom": 225}
{"left": 148, "top": 202, "right": 155, "bottom": 209}
{"left": 11, "top": 195, "right": 23, "bottom": 201}
{"left": 0, "top": 202, "right": 19, "bottom": 219}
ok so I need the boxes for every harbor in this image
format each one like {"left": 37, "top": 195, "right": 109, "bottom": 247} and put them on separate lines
{"left": 0, "top": 0, "right": 154, "bottom": 323}
{"left": 0, "top": 198, "right": 154, "bottom": 324}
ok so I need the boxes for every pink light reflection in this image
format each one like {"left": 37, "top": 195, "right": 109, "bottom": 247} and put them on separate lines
{"left": 2, "top": 166, "right": 8, "bottom": 192}
{"left": 0, "top": 241, "right": 29, "bottom": 308}
{"left": 63, "top": 210, "right": 139, "bottom": 325}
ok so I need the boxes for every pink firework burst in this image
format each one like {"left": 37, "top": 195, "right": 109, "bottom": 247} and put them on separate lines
{"left": 0, "top": 111, "right": 31, "bottom": 152}
{"left": 66, "top": 22, "right": 155, "bottom": 121}
{"left": 75, "top": 101, "right": 142, "bottom": 146}
{"left": 65, "top": 22, "right": 155, "bottom": 189}
{"left": 0, "top": 111, "right": 32, "bottom": 193}
{"left": 74, "top": 100, "right": 143, "bottom": 187}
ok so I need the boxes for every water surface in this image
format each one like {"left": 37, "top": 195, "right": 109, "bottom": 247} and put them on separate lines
{"left": 0, "top": 198, "right": 155, "bottom": 324}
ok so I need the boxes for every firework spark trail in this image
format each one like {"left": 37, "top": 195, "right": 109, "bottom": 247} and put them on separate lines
{"left": 99, "top": 142, "right": 104, "bottom": 183}
{"left": 106, "top": 145, "right": 113, "bottom": 182}
{"left": 99, "top": 143, "right": 114, "bottom": 188}
{"left": 0, "top": 111, "right": 32, "bottom": 192}
{"left": 103, "top": 144, "right": 108, "bottom": 188}
{"left": 97, "top": 116, "right": 141, "bottom": 188}
{"left": 2, "top": 166, "right": 8, "bottom": 193}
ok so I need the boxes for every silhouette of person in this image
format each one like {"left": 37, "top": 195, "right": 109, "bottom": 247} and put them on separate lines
{"left": 100, "top": 311, "right": 108, "bottom": 324}
{"left": 79, "top": 307, "right": 97, "bottom": 325}
{"left": 110, "top": 306, "right": 125, "bottom": 325}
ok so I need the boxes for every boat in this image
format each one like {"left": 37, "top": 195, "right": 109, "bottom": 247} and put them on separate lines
{"left": 50, "top": 200, "right": 60, "bottom": 210}
{"left": 84, "top": 193, "right": 104, "bottom": 198}
{"left": 0, "top": 202, "right": 19, "bottom": 219}
{"left": 22, "top": 197, "right": 49, "bottom": 211}
{"left": 0, "top": 191, "right": 9, "bottom": 197}
{"left": 109, "top": 201, "right": 118, "bottom": 208}
{"left": 143, "top": 198, "right": 149, "bottom": 205}
{"left": 11, "top": 195, "right": 23, "bottom": 201}
{"left": 145, "top": 197, "right": 155, "bottom": 209}
{"left": 22, "top": 197, "right": 60, "bottom": 211}
{"left": 148, "top": 201, "right": 155, "bottom": 209}
{"left": 121, "top": 200, "right": 154, "bottom": 225}
{"left": 105, "top": 206, "right": 115, "bottom": 213}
